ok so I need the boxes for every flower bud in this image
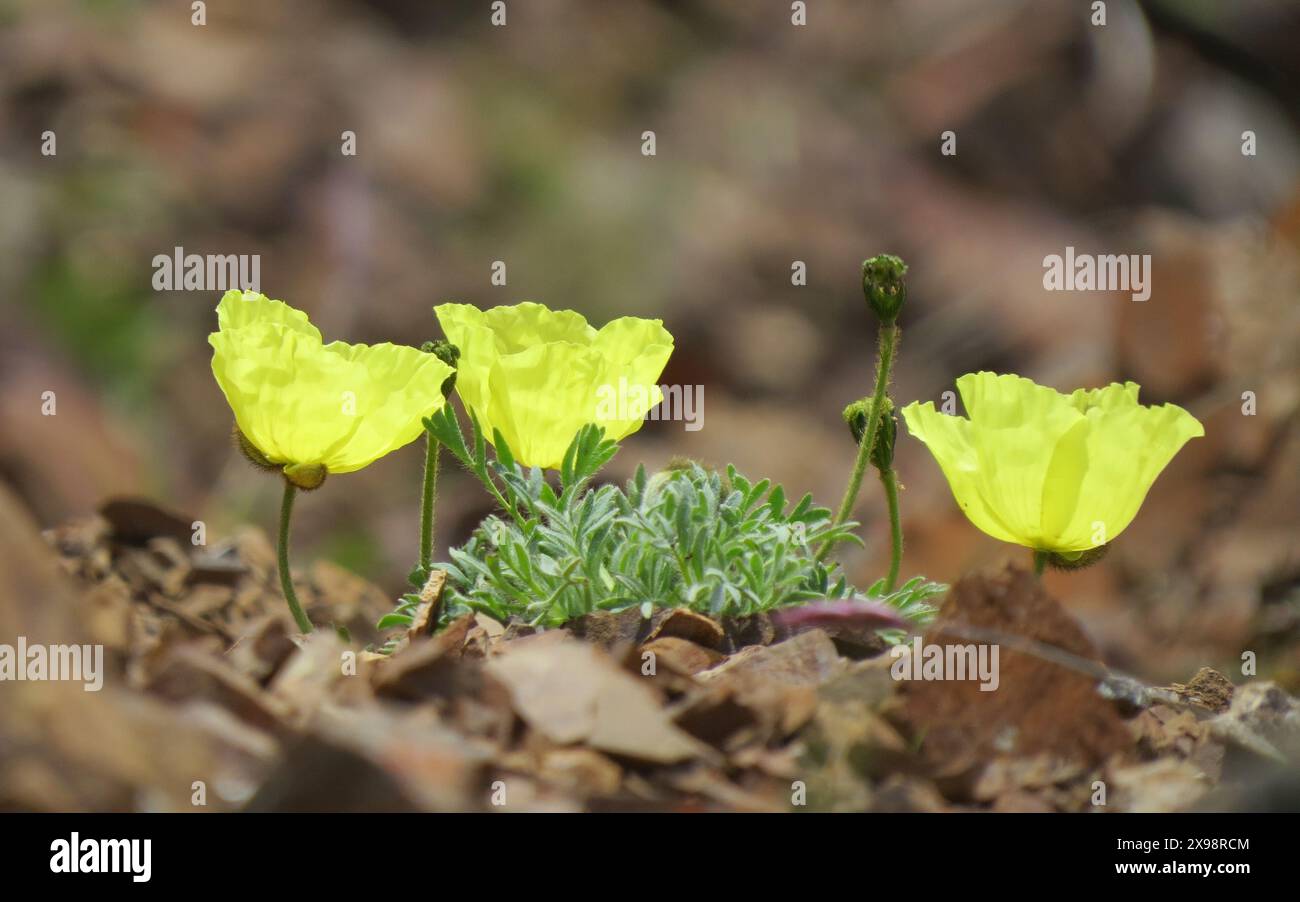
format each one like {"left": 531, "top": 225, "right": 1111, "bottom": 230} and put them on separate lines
{"left": 842, "top": 397, "right": 896, "bottom": 470}
{"left": 1044, "top": 543, "right": 1109, "bottom": 571}
{"left": 862, "top": 254, "right": 908, "bottom": 324}
{"left": 421, "top": 340, "right": 460, "bottom": 398}
{"left": 283, "top": 463, "right": 328, "bottom": 491}
{"left": 842, "top": 399, "right": 870, "bottom": 445}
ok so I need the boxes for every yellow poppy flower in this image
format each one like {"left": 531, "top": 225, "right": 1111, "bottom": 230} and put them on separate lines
{"left": 209, "top": 290, "right": 454, "bottom": 480}
{"left": 434, "top": 301, "right": 674, "bottom": 469}
{"left": 900, "top": 372, "right": 1204, "bottom": 555}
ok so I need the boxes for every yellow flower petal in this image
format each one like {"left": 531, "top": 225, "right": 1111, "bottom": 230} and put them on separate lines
{"left": 590, "top": 316, "right": 674, "bottom": 438}
{"left": 485, "top": 342, "right": 604, "bottom": 469}
{"left": 900, "top": 400, "right": 1022, "bottom": 545}
{"left": 216, "top": 289, "right": 319, "bottom": 339}
{"left": 955, "top": 372, "right": 1089, "bottom": 549}
{"left": 902, "top": 372, "right": 1204, "bottom": 554}
{"left": 210, "top": 292, "right": 453, "bottom": 475}
{"left": 435, "top": 301, "right": 674, "bottom": 469}
{"left": 1048, "top": 392, "right": 1204, "bottom": 549}
{"left": 1066, "top": 380, "right": 1140, "bottom": 413}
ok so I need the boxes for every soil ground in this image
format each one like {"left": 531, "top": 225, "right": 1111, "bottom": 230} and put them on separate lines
{"left": 3, "top": 489, "right": 1296, "bottom": 813}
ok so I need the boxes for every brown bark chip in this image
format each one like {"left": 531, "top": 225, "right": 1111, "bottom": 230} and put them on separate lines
{"left": 900, "top": 565, "right": 1131, "bottom": 777}
{"left": 645, "top": 608, "right": 726, "bottom": 649}
{"left": 485, "top": 637, "right": 708, "bottom": 764}
{"left": 640, "top": 636, "right": 725, "bottom": 676}
{"left": 373, "top": 613, "right": 478, "bottom": 701}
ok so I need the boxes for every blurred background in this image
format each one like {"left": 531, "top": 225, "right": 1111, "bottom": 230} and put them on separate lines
{"left": 0, "top": 0, "right": 1297, "bottom": 684}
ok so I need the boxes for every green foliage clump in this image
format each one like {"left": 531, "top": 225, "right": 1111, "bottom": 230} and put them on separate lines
{"left": 382, "top": 413, "right": 943, "bottom": 636}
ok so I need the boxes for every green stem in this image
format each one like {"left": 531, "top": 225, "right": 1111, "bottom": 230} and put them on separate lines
{"left": 879, "top": 467, "right": 903, "bottom": 592}
{"left": 816, "top": 323, "right": 899, "bottom": 563}
{"left": 419, "top": 435, "right": 441, "bottom": 569}
{"left": 1033, "top": 550, "right": 1047, "bottom": 577}
{"left": 478, "top": 468, "right": 526, "bottom": 528}
{"left": 277, "top": 481, "right": 314, "bottom": 633}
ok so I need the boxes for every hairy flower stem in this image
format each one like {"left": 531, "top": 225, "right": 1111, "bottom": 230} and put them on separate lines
{"left": 277, "top": 481, "right": 314, "bottom": 633}
{"left": 879, "top": 467, "right": 903, "bottom": 591}
{"left": 419, "top": 435, "right": 441, "bottom": 570}
{"left": 1033, "top": 551, "right": 1047, "bottom": 577}
{"left": 479, "top": 470, "right": 526, "bottom": 528}
{"left": 817, "top": 323, "right": 899, "bottom": 563}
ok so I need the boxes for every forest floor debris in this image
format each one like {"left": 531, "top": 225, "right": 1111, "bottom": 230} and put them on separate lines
{"left": 1, "top": 493, "right": 1295, "bottom": 812}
